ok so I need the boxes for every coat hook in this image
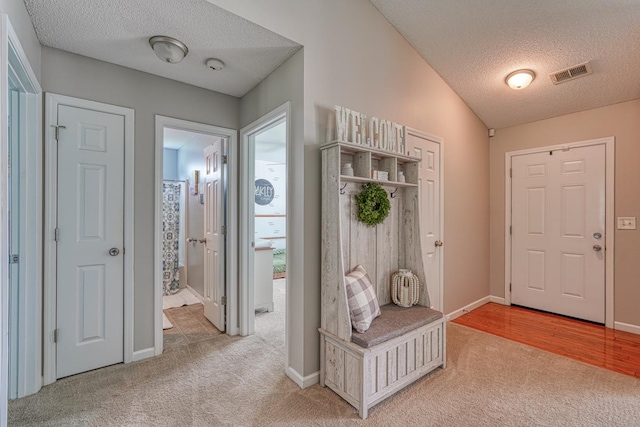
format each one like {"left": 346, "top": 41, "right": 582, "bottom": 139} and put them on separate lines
{"left": 340, "top": 183, "right": 347, "bottom": 195}
{"left": 390, "top": 188, "right": 398, "bottom": 198}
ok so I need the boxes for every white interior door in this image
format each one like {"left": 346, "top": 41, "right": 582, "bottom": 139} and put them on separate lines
{"left": 405, "top": 132, "right": 442, "bottom": 310}
{"left": 203, "top": 142, "right": 225, "bottom": 331}
{"left": 56, "top": 105, "right": 125, "bottom": 378}
{"left": 511, "top": 145, "right": 605, "bottom": 323}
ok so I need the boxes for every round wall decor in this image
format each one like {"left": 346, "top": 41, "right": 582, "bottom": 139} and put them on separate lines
{"left": 355, "top": 183, "right": 390, "bottom": 227}
{"left": 255, "top": 179, "right": 275, "bottom": 205}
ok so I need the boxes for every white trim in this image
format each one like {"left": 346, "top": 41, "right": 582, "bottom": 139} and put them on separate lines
{"left": 154, "top": 116, "right": 238, "bottom": 358}
{"left": 239, "top": 103, "right": 291, "bottom": 377}
{"left": 1, "top": 15, "right": 43, "bottom": 401}
{"left": 504, "top": 137, "right": 615, "bottom": 328}
{"left": 186, "top": 285, "right": 205, "bottom": 303}
{"left": 614, "top": 322, "right": 640, "bottom": 336}
{"left": 0, "top": 15, "right": 9, "bottom": 423}
{"left": 239, "top": 104, "right": 289, "bottom": 337}
{"left": 489, "top": 296, "right": 506, "bottom": 305}
{"left": 132, "top": 348, "right": 155, "bottom": 362}
{"left": 44, "top": 94, "right": 135, "bottom": 385}
{"left": 404, "top": 127, "right": 445, "bottom": 312}
{"left": 285, "top": 367, "right": 320, "bottom": 389}
{"left": 446, "top": 296, "right": 490, "bottom": 321}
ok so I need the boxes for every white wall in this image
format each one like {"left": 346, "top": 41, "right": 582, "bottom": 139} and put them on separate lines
{"left": 218, "top": 0, "right": 490, "bottom": 379}
{"left": 40, "top": 47, "right": 239, "bottom": 351}
{"left": 0, "top": 0, "right": 40, "bottom": 79}
{"left": 162, "top": 148, "right": 178, "bottom": 180}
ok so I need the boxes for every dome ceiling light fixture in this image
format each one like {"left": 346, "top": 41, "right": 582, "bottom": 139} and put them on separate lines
{"left": 506, "top": 69, "right": 535, "bottom": 90}
{"left": 149, "top": 36, "right": 189, "bottom": 64}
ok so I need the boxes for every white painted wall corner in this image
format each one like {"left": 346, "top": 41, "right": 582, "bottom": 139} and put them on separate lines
{"left": 446, "top": 296, "right": 490, "bottom": 321}
{"left": 489, "top": 296, "right": 506, "bottom": 305}
{"left": 285, "top": 366, "right": 319, "bottom": 389}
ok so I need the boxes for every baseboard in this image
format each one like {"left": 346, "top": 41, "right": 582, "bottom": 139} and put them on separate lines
{"left": 614, "top": 321, "right": 640, "bottom": 336}
{"left": 446, "top": 296, "right": 490, "bottom": 321}
{"left": 489, "top": 296, "right": 506, "bottom": 305}
{"left": 187, "top": 285, "right": 205, "bottom": 302}
{"left": 285, "top": 366, "right": 319, "bottom": 389}
{"left": 132, "top": 347, "right": 155, "bottom": 362}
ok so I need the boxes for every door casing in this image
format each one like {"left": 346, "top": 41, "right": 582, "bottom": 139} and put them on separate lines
{"left": 504, "top": 137, "right": 615, "bottom": 328}
{"left": 153, "top": 115, "right": 238, "bottom": 357}
{"left": 44, "top": 93, "right": 135, "bottom": 385}
{"left": 1, "top": 14, "right": 42, "bottom": 406}
{"left": 239, "top": 102, "right": 290, "bottom": 339}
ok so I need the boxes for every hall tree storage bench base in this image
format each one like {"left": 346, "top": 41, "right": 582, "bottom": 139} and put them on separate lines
{"left": 319, "top": 139, "right": 446, "bottom": 419}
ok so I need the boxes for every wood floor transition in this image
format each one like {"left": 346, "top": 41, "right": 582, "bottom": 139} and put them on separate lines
{"left": 454, "top": 303, "right": 640, "bottom": 379}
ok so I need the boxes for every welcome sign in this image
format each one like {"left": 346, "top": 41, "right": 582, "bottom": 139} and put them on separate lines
{"left": 333, "top": 105, "right": 406, "bottom": 155}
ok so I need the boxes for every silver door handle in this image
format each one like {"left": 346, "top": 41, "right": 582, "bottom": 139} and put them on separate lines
{"left": 593, "top": 245, "right": 602, "bottom": 252}
{"left": 435, "top": 241, "right": 443, "bottom": 247}
{"left": 108, "top": 248, "right": 120, "bottom": 256}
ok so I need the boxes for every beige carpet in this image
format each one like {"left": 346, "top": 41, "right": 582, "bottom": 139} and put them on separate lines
{"left": 9, "top": 281, "right": 640, "bottom": 426}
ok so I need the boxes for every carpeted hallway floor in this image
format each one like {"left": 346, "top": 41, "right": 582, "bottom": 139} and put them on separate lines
{"left": 9, "top": 280, "right": 640, "bottom": 426}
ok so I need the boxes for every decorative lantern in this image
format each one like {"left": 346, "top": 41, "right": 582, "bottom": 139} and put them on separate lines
{"left": 391, "top": 269, "right": 420, "bottom": 307}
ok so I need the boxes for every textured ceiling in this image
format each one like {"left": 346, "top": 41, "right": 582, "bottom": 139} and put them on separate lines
{"left": 370, "top": 0, "right": 640, "bottom": 129}
{"left": 24, "top": 0, "right": 301, "bottom": 97}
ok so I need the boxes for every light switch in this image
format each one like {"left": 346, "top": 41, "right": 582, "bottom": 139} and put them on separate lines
{"left": 617, "top": 217, "right": 637, "bottom": 230}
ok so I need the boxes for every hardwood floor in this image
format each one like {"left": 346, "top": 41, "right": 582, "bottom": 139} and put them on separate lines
{"left": 453, "top": 303, "right": 640, "bottom": 379}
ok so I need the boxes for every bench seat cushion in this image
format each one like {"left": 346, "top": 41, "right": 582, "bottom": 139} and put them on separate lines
{"left": 351, "top": 304, "right": 443, "bottom": 349}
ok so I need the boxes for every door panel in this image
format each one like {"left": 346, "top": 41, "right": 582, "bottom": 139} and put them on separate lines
{"left": 56, "top": 105, "right": 125, "bottom": 378}
{"left": 203, "top": 142, "right": 225, "bottom": 331}
{"left": 511, "top": 145, "right": 605, "bottom": 323}
{"left": 405, "top": 133, "right": 441, "bottom": 310}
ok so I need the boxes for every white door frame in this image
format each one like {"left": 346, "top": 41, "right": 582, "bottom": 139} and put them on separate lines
{"left": 504, "top": 137, "right": 615, "bottom": 328}
{"left": 404, "top": 127, "right": 445, "bottom": 312}
{"left": 154, "top": 116, "right": 238, "bottom": 356}
{"left": 1, "top": 14, "right": 42, "bottom": 414}
{"left": 44, "top": 93, "right": 135, "bottom": 385}
{"left": 239, "top": 102, "right": 290, "bottom": 341}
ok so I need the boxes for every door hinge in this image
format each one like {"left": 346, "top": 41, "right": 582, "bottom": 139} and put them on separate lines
{"left": 54, "top": 228, "right": 60, "bottom": 241}
{"left": 221, "top": 296, "right": 227, "bottom": 306}
{"left": 510, "top": 283, "right": 512, "bottom": 292}
{"left": 221, "top": 225, "right": 227, "bottom": 235}
{"left": 9, "top": 254, "right": 19, "bottom": 264}
{"left": 510, "top": 225, "right": 512, "bottom": 235}
{"left": 222, "top": 155, "right": 228, "bottom": 164}
{"left": 53, "top": 329, "right": 59, "bottom": 343}
{"left": 50, "top": 124, "right": 66, "bottom": 141}
{"left": 509, "top": 168, "right": 512, "bottom": 178}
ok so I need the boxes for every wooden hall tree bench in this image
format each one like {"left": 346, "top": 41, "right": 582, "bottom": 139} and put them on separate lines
{"left": 319, "top": 140, "right": 447, "bottom": 419}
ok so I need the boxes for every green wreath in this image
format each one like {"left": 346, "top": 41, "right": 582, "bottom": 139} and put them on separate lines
{"left": 355, "top": 183, "right": 391, "bottom": 227}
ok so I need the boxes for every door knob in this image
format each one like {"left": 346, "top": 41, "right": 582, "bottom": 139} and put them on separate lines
{"left": 593, "top": 245, "right": 602, "bottom": 252}
{"left": 108, "top": 248, "right": 120, "bottom": 256}
{"left": 435, "top": 241, "right": 443, "bottom": 247}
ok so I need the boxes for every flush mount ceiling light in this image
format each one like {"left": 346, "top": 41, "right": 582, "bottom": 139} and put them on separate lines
{"left": 506, "top": 69, "right": 535, "bottom": 90}
{"left": 149, "top": 36, "right": 189, "bottom": 64}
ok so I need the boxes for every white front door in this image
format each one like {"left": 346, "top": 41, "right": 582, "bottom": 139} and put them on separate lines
{"left": 405, "top": 131, "right": 442, "bottom": 311}
{"left": 511, "top": 145, "right": 605, "bottom": 323}
{"left": 56, "top": 105, "right": 125, "bottom": 378}
{"left": 203, "top": 142, "right": 225, "bottom": 331}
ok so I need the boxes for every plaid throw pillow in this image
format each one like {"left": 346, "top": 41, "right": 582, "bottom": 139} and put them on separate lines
{"left": 345, "top": 265, "right": 381, "bottom": 333}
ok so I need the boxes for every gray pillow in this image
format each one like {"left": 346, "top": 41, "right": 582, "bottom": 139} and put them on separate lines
{"left": 345, "top": 265, "right": 381, "bottom": 333}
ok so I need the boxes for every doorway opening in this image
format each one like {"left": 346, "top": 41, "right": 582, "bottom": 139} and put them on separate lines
{"left": 154, "top": 116, "right": 237, "bottom": 356}
{"left": 240, "top": 103, "right": 289, "bottom": 341}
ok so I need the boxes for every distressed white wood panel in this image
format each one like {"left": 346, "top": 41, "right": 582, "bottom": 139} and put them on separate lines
{"left": 387, "top": 347, "right": 397, "bottom": 386}
{"left": 562, "top": 185, "right": 585, "bottom": 238}
{"left": 561, "top": 253, "right": 586, "bottom": 298}
{"left": 376, "top": 351, "right": 388, "bottom": 392}
{"left": 344, "top": 352, "right": 361, "bottom": 400}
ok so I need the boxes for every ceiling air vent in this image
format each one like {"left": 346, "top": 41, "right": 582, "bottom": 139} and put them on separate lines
{"left": 549, "top": 62, "right": 593, "bottom": 85}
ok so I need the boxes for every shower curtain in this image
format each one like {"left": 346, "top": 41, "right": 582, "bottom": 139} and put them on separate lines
{"left": 162, "top": 182, "right": 182, "bottom": 295}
